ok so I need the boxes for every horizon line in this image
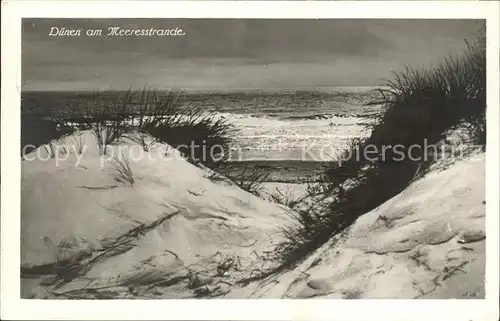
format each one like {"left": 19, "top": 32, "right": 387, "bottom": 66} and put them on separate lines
{"left": 21, "top": 85, "right": 387, "bottom": 94}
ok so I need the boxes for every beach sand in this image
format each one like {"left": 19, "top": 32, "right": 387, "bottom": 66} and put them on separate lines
{"left": 21, "top": 130, "right": 485, "bottom": 299}
{"left": 228, "top": 152, "right": 486, "bottom": 299}
{"left": 21, "top": 131, "right": 293, "bottom": 298}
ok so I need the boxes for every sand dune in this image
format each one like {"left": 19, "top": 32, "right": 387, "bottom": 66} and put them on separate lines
{"left": 21, "top": 131, "right": 292, "bottom": 298}
{"left": 229, "top": 152, "right": 485, "bottom": 299}
{"left": 21, "top": 131, "right": 485, "bottom": 299}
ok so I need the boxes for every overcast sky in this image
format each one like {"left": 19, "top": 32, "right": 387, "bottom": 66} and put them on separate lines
{"left": 22, "top": 19, "right": 483, "bottom": 91}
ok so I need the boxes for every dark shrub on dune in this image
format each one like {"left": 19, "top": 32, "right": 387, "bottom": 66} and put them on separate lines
{"left": 147, "top": 119, "right": 233, "bottom": 166}
{"left": 133, "top": 88, "right": 234, "bottom": 167}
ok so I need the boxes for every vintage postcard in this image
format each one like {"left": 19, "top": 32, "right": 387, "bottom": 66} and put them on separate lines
{"left": 1, "top": 1, "right": 499, "bottom": 320}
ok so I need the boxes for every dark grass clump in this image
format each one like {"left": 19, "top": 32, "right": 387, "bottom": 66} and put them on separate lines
{"left": 464, "top": 111, "right": 486, "bottom": 149}
{"left": 206, "top": 164, "right": 271, "bottom": 196}
{"left": 108, "top": 152, "right": 135, "bottom": 186}
{"left": 269, "top": 187, "right": 304, "bottom": 211}
{"left": 275, "top": 35, "right": 486, "bottom": 270}
{"left": 21, "top": 91, "right": 97, "bottom": 156}
{"left": 21, "top": 116, "right": 76, "bottom": 156}
{"left": 134, "top": 88, "right": 235, "bottom": 168}
{"left": 21, "top": 90, "right": 132, "bottom": 157}
{"left": 83, "top": 90, "right": 132, "bottom": 155}
{"left": 228, "top": 166, "right": 270, "bottom": 196}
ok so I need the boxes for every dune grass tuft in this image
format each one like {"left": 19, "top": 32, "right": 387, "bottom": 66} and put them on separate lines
{"left": 231, "top": 166, "right": 270, "bottom": 196}
{"left": 210, "top": 164, "right": 271, "bottom": 196}
{"left": 108, "top": 153, "right": 135, "bottom": 186}
{"left": 125, "top": 131, "right": 158, "bottom": 152}
{"left": 71, "top": 132, "right": 86, "bottom": 155}
{"left": 135, "top": 88, "right": 235, "bottom": 168}
{"left": 84, "top": 90, "right": 131, "bottom": 155}
{"left": 269, "top": 187, "right": 304, "bottom": 211}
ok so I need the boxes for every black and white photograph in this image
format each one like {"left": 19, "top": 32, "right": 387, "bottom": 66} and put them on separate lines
{"left": 1, "top": 1, "right": 499, "bottom": 320}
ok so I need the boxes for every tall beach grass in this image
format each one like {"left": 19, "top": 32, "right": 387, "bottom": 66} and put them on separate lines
{"left": 274, "top": 35, "right": 486, "bottom": 270}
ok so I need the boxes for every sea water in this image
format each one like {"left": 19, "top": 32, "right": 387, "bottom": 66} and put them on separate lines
{"left": 193, "top": 88, "right": 383, "bottom": 161}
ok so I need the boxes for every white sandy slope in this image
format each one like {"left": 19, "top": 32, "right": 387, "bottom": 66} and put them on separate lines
{"left": 228, "top": 151, "right": 486, "bottom": 299}
{"left": 21, "top": 130, "right": 293, "bottom": 299}
{"left": 21, "top": 130, "right": 485, "bottom": 299}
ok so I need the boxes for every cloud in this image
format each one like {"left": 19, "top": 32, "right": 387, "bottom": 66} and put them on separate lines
{"left": 21, "top": 19, "right": 483, "bottom": 90}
